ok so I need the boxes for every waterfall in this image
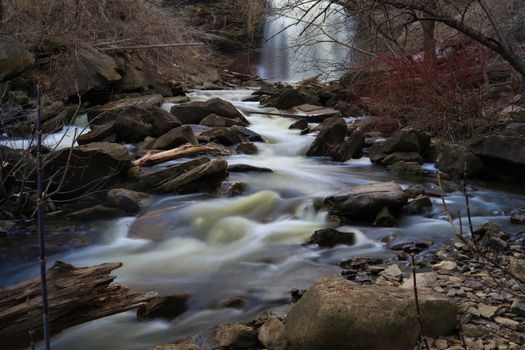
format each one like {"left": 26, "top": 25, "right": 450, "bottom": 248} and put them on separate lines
{"left": 257, "top": 0, "right": 355, "bottom": 82}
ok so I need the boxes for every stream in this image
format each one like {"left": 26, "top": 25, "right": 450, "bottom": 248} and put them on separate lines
{"left": 2, "top": 1, "right": 525, "bottom": 349}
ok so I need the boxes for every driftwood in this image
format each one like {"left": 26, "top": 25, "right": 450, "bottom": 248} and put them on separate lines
{"left": 133, "top": 143, "right": 229, "bottom": 167}
{"left": 0, "top": 261, "right": 157, "bottom": 350}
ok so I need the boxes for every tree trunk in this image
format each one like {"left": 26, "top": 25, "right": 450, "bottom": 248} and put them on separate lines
{"left": 421, "top": 19, "right": 437, "bottom": 73}
{"left": 0, "top": 261, "right": 157, "bottom": 350}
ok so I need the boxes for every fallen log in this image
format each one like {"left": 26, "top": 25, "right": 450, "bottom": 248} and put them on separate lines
{"left": 0, "top": 261, "right": 157, "bottom": 350}
{"left": 133, "top": 143, "right": 229, "bottom": 167}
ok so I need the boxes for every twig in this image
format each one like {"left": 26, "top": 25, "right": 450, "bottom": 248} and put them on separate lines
{"left": 99, "top": 43, "right": 205, "bottom": 51}
{"left": 411, "top": 253, "right": 430, "bottom": 350}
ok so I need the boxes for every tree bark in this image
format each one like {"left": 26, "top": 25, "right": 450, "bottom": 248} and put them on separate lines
{"left": 0, "top": 261, "right": 157, "bottom": 350}
{"left": 133, "top": 143, "right": 229, "bottom": 167}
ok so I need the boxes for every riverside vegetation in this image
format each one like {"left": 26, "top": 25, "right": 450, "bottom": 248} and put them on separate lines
{"left": 0, "top": 1, "right": 524, "bottom": 350}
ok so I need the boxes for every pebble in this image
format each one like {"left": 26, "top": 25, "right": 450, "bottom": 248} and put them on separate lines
{"left": 380, "top": 264, "right": 403, "bottom": 282}
{"left": 478, "top": 303, "right": 499, "bottom": 319}
{"left": 434, "top": 338, "right": 448, "bottom": 349}
{"left": 494, "top": 317, "right": 520, "bottom": 330}
{"left": 432, "top": 260, "right": 458, "bottom": 271}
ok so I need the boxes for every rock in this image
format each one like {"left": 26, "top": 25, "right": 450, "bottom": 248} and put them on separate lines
{"left": 116, "top": 56, "right": 157, "bottom": 93}
{"left": 136, "top": 294, "right": 189, "bottom": 321}
{"left": 0, "top": 35, "right": 35, "bottom": 81}
{"left": 403, "top": 185, "right": 425, "bottom": 199}
{"left": 107, "top": 188, "right": 152, "bottom": 213}
{"left": 41, "top": 105, "right": 78, "bottom": 133}
{"left": 150, "top": 159, "right": 228, "bottom": 194}
{"left": 478, "top": 303, "right": 499, "bottom": 319}
{"left": 462, "top": 324, "right": 489, "bottom": 338}
{"left": 151, "top": 342, "right": 199, "bottom": 350}
{"left": 432, "top": 261, "right": 458, "bottom": 272}
{"left": 510, "top": 299, "right": 525, "bottom": 317}
{"left": 170, "top": 98, "right": 248, "bottom": 125}
{"left": 400, "top": 272, "right": 438, "bottom": 290}
{"left": 380, "top": 264, "right": 403, "bottom": 282}
{"left": 222, "top": 296, "right": 248, "bottom": 309}
{"left": 307, "top": 228, "right": 356, "bottom": 247}
{"left": 331, "top": 129, "right": 365, "bottom": 162}
{"left": 8, "top": 90, "right": 30, "bottom": 105}
{"left": 44, "top": 142, "right": 131, "bottom": 199}
{"left": 511, "top": 209, "right": 525, "bottom": 224}
{"left": 230, "top": 125, "right": 264, "bottom": 142}
{"left": 289, "top": 119, "right": 308, "bottom": 130}
{"left": 436, "top": 143, "right": 485, "bottom": 178}
{"left": 324, "top": 181, "right": 407, "bottom": 220}
{"left": 405, "top": 195, "right": 433, "bottom": 214}
{"left": 67, "top": 205, "right": 126, "bottom": 221}
{"left": 293, "top": 104, "right": 343, "bottom": 122}
{"left": 389, "top": 161, "right": 423, "bottom": 175}
{"left": 200, "top": 114, "right": 243, "bottom": 127}
{"left": 236, "top": 142, "right": 258, "bottom": 155}
{"left": 373, "top": 207, "right": 397, "bottom": 227}
{"left": 113, "top": 106, "right": 181, "bottom": 143}
{"left": 165, "top": 96, "right": 189, "bottom": 104}
{"left": 265, "top": 87, "right": 306, "bottom": 109}
{"left": 77, "top": 123, "right": 115, "bottom": 145}
{"left": 382, "top": 128, "right": 430, "bottom": 154}
{"left": 201, "top": 81, "right": 222, "bottom": 90}
{"left": 306, "top": 117, "right": 347, "bottom": 157}
{"left": 509, "top": 257, "right": 525, "bottom": 281}
{"left": 152, "top": 126, "right": 198, "bottom": 150}
{"left": 368, "top": 141, "right": 386, "bottom": 164}
{"left": 494, "top": 317, "right": 520, "bottom": 330}
{"left": 258, "top": 315, "right": 288, "bottom": 350}
{"left": 0, "top": 221, "right": 16, "bottom": 236}
{"left": 87, "top": 95, "right": 164, "bottom": 126}
{"left": 470, "top": 135, "right": 525, "bottom": 177}
{"left": 214, "top": 323, "right": 257, "bottom": 349}
{"left": 213, "top": 181, "right": 246, "bottom": 197}
{"left": 227, "top": 164, "right": 272, "bottom": 173}
{"left": 382, "top": 152, "right": 424, "bottom": 165}
{"left": 200, "top": 127, "right": 243, "bottom": 145}
{"left": 285, "top": 277, "right": 458, "bottom": 350}
{"left": 434, "top": 339, "right": 448, "bottom": 350}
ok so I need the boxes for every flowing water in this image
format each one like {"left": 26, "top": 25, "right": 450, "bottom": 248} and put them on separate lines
{"left": 257, "top": 0, "right": 355, "bottom": 82}
{"left": 2, "top": 1, "right": 525, "bottom": 349}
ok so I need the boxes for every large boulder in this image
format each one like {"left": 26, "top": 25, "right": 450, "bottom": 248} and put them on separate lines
{"left": 436, "top": 143, "right": 485, "bottom": 178}
{"left": 151, "top": 125, "right": 198, "bottom": 150}
{"left": 170, "top": 98, "right": 248, "bottom": 125}
{"left": 382, "top": 128, "right": 430, "bottom": 154}
{"left": 0, "top": 36, "right": 35, "bottom": 81}
{"left": 200, "top": 127, "right": 243, "bottom": 145}
{"left": 469, "top": 135, "right": 525, "bottom": 177}
{"left": 107, "top": 188, "right": 152, "bottom": 213}
{"left": 87, "top": 94, "right": 164, "bottom": 126}
{"left": 113, "top": 106, "right": 180, "bottom": 143}
{"left": 44, "top": 142, "right": 131, "bottom": 199}
{"left": 263, "top": 87, "right": 320, "bottom": 109}
{"left": 306, "top": 117, "right": 347, "bottom": 157}
{"left": 331, "top": 129, "right": 364, "bottom": 162}
{"left": 324, "top": 181, "right": 407, "bottom": 220}
{"left": 77, "top": 124, "right": 115, "bottom": 145}
{"left": 285, "top": 277, "right": 458, "bottom": 350}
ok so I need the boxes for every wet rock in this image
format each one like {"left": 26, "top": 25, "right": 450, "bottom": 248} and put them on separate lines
{"left": 87, "top": 94, "right": 164, "bottom": 126}
{"left": 368, "top": 141, "right": 386, "bottom": 164}
{"left": 404, "top": 195, "right": 433, "bottom": 214}
{"left": 200, "top": 114, "right": 243, "bottom": 127}
{"left": 389, "top": 161, "right": 423, "bottom": 175}
{"left": 113, "top": 106, "right": 181, "bottom": 143}
{"left": 436, "top": 143, "right": 485, "bottom": 178}
{"left": 307, "top": 228, "right": 356, "bottom": 247}
{"left": 331, "top": 129, "right": 365, "bottom": 162}
{"left": 306, "top": 117, "right": 347, "bottom": 157}
{"left": 510, "top": 209, "right": 525, "bottom": 224}
{"left": 264, "top": 87, "right": 306, "bottom": 109}
{"left": 382, "top": 128, "right": 430, "bottom": 154}
{"left": 339, "top": 257, "right": 384, "bottom": 269}
{"left": 152, "top": 125, "right": 198, "bottom": 150}
{"left": 289, "top": 119, "right": 308, "bottom": 130}
{"left": 470, "top": 135, "right": 525, "bottom": 177}
{"left": 222, "top": 296, "right": 248, "bottom": 309}
{"left": 324, "top": 181, "right": 407, "bottom": 220}
{"left": 151, "top": 342, "right": 199, "bottom": 350}
{"left": 510, "top": 299, "right": 525, "bottom": 317}
{"left": 213, "top": 181, "right": 246, "bottom": 197}
{"left": 200, "top": 127, "right": 243, "bottom": 145}
{"left": 257, "top": 315, "right": 288, "bottom": 350}
{"left": 137, "top": 294, "right": 189, "bottom": 321}
{"left": 230, "top": 125, "right": 264, "bottom": 142}
{"left": 44, "top": 142, "right": 131, "bottom": 199}
{"left": 170, "top": 97, "right": 248, "bottom": 125}
{"left": 382, "top": 152, "right": 424, "bottom": 166}
{"left": 77, "top": 123, "right": 115, "bottom": 145}
{"left": 214, "top": 323, "right": 257, "bottom": 349}
{"left": 236, "top": 142, "right": 258, "bottom": 155}
{"left": 227, "top": 164, "right": 272, "bottom": 173}
{"left": 285, "top": 277, "right": 458, "bottom": 350}
{"left": 41, "top": 105, "right": 79, "bottom": 133}
{"left": 0, "top": 35, "right": 35, "bottom": 81}
{"left": 107, "top": 188, "right": 152, "bottom": 213}
{"left": 373, "top": 207, "right": 397, "bottom": 227}
{"left": 66, "top": 205, "right": 126, "bottom": 221}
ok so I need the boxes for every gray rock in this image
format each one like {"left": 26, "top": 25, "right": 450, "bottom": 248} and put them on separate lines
{"left": 289, "top": 119, "right": 308, "bottom": 130}
{"left": 436, "top": 143, "right": 485, "bottom": 178}
{"left": 470, "top": 135, "right": 525, "bottom": 177}
{"left": 368, "top": 141, "right": 386, "bottom": 164}
{"left": 405, "top": 195, "right": 433, "bottom": 214}
{"left": 171, "top": 98, "right": 248, "bottom": 125}
{"left": 214, "top": 323, "right": 257, "bottom": 349}
{"left": 331, "top": 129, "right": 365, "bottom": 162}
{"left": 306, "top": 117, "right": 347, "bottom": 157}
{"left": 307, "top": 228, "right": 356, "bottom": 247}
{"left": 511, "top": 299, "right": 525, "bottom": 317}
{"left": 0, "top": 35, "right": 35, "bottom": 81}
{"left": 137, "top": 294, "right": 189, "bottom": 321}
{"left": 382, "top": 152, "right": 424, "bottom": 165}
{"left": 107, "top": 188, "right": 152, "bottom": 213}
{"left": 200, "top": 114, "right": 243, "bottom": 127}
{"left": 200, "top": 127, "right": 243, "bottom": 145}
{"left": 87, "top": 94, "right": 163, "bottom": 126}
{"left": 265, "top": 87, "right": 306, "bottom": 109}
{"left": 258, "top": 315, "right": 288, "bottom": 350}
{"left": 114, "top": 106, "right": 181, "bottom": 143}
{"left": 152, "top": 125, "right": 198, "bottom": 150}
{"left": 382, "top": 128, "right": 430, "bottom": 154}
{"left": 236, "top": 142, "right": 258, "bottom": 155}
{"left": 285, "top": 277, "right": 458, "bottom": 350}
{"left": 77, "top": 123, "right": 115, "bottom": 145}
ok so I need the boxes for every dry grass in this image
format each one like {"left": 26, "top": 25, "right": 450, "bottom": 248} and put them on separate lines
{"left": 0, "top": 0, "right": 216, "bottom": 89}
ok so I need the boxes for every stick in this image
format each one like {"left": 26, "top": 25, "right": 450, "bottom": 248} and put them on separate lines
{"left": 36, "top": 84, "right": 51, "bottom": 350}
{"left": 411, "top": 253, "right": 430, "bottom": 350}
{"left": 99, "top": 43, "right": 205, "bottom": 51}
{"left": 133, "top": 143, "right": 228, "bottom": 167}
